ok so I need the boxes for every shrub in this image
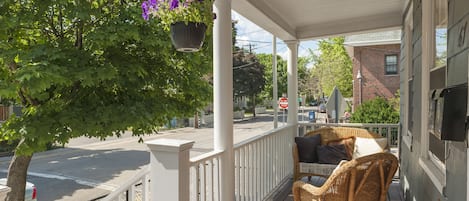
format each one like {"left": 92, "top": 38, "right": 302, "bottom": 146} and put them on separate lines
{"left": 350, "top": 97, "right": 399, "bottom": 124}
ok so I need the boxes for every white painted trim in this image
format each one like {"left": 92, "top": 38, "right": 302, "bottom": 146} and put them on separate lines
{"left": 344, "top": 40, "right": 401, "bottom": 47}
{"left": 273, "top": 35, "right": 278, "bottom": 129}
{"left": 420, "top": 0, "right": 432, "bottom": 160}
{"left": 297, "top": 12, "right": 403, "bottom": 40}
{"left": 419, "top": 158, "right": 446, "bottom": 194}
{"left": 285, "top": 40, "right": 298, "bottom": 126}
{"left": 402, "top": 135, "right": 412, "bottom": 150}
{"left": 420, "top": 2, "right": 448, "bottom": 195}
{"left": 213, "top": 0, "right": 235, "bottom": 200}
{"left": 402, "top": 4, "right": 413, "bottom": 150}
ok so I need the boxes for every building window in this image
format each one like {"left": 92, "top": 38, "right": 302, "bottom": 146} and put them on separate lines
{"left": 385, "top": 55, "right": 398, "bottom": 75}
{"left": 434, "top": 0, "right": 447, "bottom": 69}
{"left": 417, "top": 0, "right": 447, "bottom": 194}
{"left": 428, "top": 0, "right": 447, "bottom": 165}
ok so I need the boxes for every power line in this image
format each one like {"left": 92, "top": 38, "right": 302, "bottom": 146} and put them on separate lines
{"left": 236, "top": 29, "right": 266, "bottom": 36}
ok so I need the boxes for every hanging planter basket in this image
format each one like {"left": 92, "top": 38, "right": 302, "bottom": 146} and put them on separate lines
{"left": 170, "top": 22, "right": 207, "bottom": 52}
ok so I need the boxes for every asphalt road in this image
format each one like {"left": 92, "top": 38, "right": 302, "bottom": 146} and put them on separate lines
{"left": 0, "top": 108, "right": 326, "bottom": 201}
{"left": 0, "top": 111, "right": 292, "bottom": 201}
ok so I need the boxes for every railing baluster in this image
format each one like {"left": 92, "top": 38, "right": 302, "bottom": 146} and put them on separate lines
{"left": 203, "top": 163, "right": 207, "bottom": 201}
{"left": 211, "top": 160, "right": 214, "bottom": 201}
{"left": 142, "top": 174, "right": 150, "bottom": 201}
{"left": 235, "top": 150, "right": 239, "bottom": 201}
{"left": 129, "top": 184, "right": 135, "bottom": 201}
{"left": 244, "top": 146, "right": 249, "bottom": 200}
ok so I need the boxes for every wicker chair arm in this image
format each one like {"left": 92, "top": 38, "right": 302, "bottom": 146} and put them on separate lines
{"left": 292, "top": 180, "right": 325, "bottom": 201}
{"left": 293, "top": 143, "right": 300, "bottom": 180}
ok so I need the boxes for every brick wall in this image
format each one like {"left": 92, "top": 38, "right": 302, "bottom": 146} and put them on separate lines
{"left": 352, "top": 44, "right": 401, "bottom": 110}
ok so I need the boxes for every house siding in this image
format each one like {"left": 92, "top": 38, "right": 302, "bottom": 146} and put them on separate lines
{"left": 445, "top": 0, "right": 469, "bottom": 200}
{"left": 351, "top": 44, "right": 400, "bottom": 111}
{"left": 400, "top": 0, "right": 469, "bottom": 200}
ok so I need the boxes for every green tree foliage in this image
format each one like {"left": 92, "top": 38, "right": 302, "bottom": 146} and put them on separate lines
{"left": 297, "top": 57, "right": 313, "bottom": 100}
{"left": 311, "top": 37, "right": 352, "bottom": 97}
{"left": 350, "top": 97, "right": 399, "bottom": 124}
{"left": 257, "top": 54, "right": 309, "bottom": 102}
{"left": 257, "top": 54, "right": 287, "bottom": 101}
{"left": 0, "top": 1, "right": 212, "bottom": 200}
{"left": 233, "top": 51, "right": 266, "bottom": 116}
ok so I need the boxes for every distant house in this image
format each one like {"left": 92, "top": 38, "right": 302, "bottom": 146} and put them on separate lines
{"left": 344, "top": 30, "right": 401, "bottom": 111}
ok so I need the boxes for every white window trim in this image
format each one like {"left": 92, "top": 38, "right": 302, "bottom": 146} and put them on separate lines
{"left": 402, "top": 3, "right": 413, "bottom": 150}
{"left": 419, "top": 0, "right": 446, "bottom": 193}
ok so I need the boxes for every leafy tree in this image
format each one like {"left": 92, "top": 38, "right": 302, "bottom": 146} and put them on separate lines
{"left": 257, "top": 54, "right": 288, "bottom": 101}
{"left": 350, "top": 97, "right": 399, "bottom": 123}
{"left": 310, "top": 37, "right": 352, "bottom": 97}
{"left": 257, "top": 54, "right": 310, "bottom": 105}
{"left": 233, "top": 51, "right": 265, "bottom": 116}
{"left": 297, "top": 57, "right": 313, "bottom": 102}
{"left": 0, "top": 1, "right": 212, "bottom": 200}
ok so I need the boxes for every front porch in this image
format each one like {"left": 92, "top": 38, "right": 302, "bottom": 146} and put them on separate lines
{"left": 102, "top": 122, "right": 401, "bottom": 201}
{"left": 106, "top": 0, "right": 409, "bottom": 200}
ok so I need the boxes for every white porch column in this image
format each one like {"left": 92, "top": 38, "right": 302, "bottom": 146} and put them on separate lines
{"left": 273, "top": 36, "right": 278, "bottom": 128}
{"left": 213, "top": 0, "right": 234, "bottom": 200}
{"left": 146, "top": 139, "right": 194, "bottom": 201}
{"left": 285, "top": 40, "right": 299, "bottom": 125}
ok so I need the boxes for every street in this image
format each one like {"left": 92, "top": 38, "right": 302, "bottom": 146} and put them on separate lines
{"left": 0, "top": 108, "right": 325, "bottom": 201}
{"left": 0, "top": 111, "right": 283, "bottom": 201}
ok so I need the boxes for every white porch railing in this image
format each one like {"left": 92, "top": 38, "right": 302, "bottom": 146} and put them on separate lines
{"left": 187, "top": 125, "right": 295, "bottom": 201}
{"left": 102, "top": 125, "right": 295, "bottom": 201}
{"left": 189, "top": 150, "right": 224, "bottom": 201}
{"left": 101, "top": 166, "right": 150, "bottom": 201}
{"left": 298, "top": 122, "right": 400, "bottom": 147}
{"left": 102, "top": 123, "right": 398, "bottom": 200}
{"left": 233, "top": 125, "right": 295, "bottom": 200}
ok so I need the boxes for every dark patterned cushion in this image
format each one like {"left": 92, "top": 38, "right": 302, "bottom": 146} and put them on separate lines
{"left": 327, "top": 137, "right": 355, "bottom": 160}
{"left": 295, "top": 135, "right": 322, "bottom": 163}
{"left": 317, "top": 144, "right": 349, "bottom": 165}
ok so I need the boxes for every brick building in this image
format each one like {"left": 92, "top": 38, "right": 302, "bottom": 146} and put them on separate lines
{"left": 344, "top": 30, "right": 401, "bottom": 111}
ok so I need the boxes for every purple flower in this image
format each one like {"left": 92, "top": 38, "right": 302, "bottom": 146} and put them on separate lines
{"left": 149, "top": 0, "right": 158, "bottom": 10}
{"left": 169, "top": 0, "right": 179, "bottom": 10}
{"left": 141, "top": 1, "right": 149, "bottom": 20}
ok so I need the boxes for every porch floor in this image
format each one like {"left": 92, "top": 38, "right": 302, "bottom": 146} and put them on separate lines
{"left": 277, "top": 178, "right": 404, "bottom": 201}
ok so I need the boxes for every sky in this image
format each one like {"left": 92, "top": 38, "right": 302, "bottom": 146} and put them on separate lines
{"left": 231, "top": 11, "right": 319, "bottom": 60}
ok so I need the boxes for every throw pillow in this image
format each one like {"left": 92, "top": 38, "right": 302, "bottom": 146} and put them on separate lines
{"left": 353, "top": 137, "right": 388, "bottom": 158}
{"left": 317, "top": 144, "right": 349, "bottom": 165}
{"left": 327, "top": 137, "right": 355, "bottom": 160}
{"left": 295, "top": 134, "right": 322, "bottom": 163}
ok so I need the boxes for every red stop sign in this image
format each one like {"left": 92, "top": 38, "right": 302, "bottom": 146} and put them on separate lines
{"left": 279, "top": 97, "right": 288, "bottom": 109}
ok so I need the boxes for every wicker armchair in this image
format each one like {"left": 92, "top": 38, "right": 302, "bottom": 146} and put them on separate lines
{"left": 292, "top": 152, "right": 398, "bottom": 201}
{"left": 293, "top": 127, "right": 387, "bottom": 180}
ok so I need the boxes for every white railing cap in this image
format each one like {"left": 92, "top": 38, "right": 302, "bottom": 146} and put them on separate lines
{"left": 146, "top": 138, "right": 195, "bottom": 152}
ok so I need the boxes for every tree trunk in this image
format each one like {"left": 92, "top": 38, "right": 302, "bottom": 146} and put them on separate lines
{"left": 252, "top": 94, "right": 256, "bottom": 117}
{"left": 6, "top": 152, "right": 32, "bottom": 201}
{"left": 194, "top": 112, "right": 199, "bottom": 129}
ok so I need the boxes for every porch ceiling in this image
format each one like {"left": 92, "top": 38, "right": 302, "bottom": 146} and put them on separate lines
{"left": 232, "top": 0, "right": 408, "bottom": 41}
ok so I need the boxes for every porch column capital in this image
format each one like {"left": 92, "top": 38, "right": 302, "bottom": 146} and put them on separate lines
{"left": 284, "top": 40, "right": 299, "bottom": 45}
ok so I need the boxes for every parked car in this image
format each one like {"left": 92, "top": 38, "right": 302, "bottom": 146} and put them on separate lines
{"left": 0, "top": 178, "right": 37, "bottom": 201}
{"left": 309, "top": 100, "right": 318, "bottom": 106}
{"left": 318, "top": 103, "right": 326, "bottom": 113}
